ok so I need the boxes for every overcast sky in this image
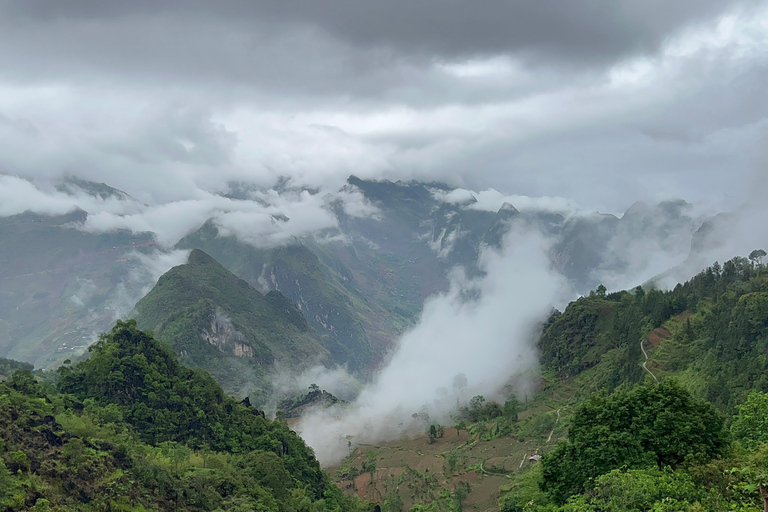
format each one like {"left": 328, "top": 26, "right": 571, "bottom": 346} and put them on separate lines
{"left": 0, "top": 0, "right": 766, "bottom": 213}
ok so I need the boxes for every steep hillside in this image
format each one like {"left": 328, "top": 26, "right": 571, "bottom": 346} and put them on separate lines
{"left": 0, "top": 208, "right": 157, "bottom": 368}
{"left": 0, "top": 321, "right": 365, "bottom": 511}
{"left": 539, "top": 255, "right": 768, "bottom": 409}
{"left": 131, "top": 249, "right": 332, "bottom": 400}
{"left": 327, "top": 254, "right": 768, "bottom": 511}
{"left": 177, "top": 227, "right": 382, "bottom": 372}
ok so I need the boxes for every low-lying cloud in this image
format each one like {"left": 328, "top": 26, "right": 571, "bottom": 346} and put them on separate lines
{"left": 431, "top": 186, "right": 579, "bottom": 216}
{"left": 296, "top": 224, "right": 567, "bottom": 464}
{"left": 0, "top": 174, "right": 384, "bottom": 249}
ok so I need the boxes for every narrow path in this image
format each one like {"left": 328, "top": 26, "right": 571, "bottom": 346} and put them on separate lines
{"left": 640, "top": 339, "right": 658, "bottom": 382}
{"left": 546, "top": 408, "right": 561, "bottom": 444}
{"left": 479, "top": 460, "right": 509, "bottom": 477}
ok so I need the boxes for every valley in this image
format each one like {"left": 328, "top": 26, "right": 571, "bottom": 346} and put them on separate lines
{"left": 2, "top": 4, "right": 766, "bottom": 510}
{"left": 0, "top": 176, "right": 767, "bottom": 511}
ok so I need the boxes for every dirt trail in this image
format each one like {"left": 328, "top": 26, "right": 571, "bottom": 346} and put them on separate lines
{"left": 546, "top": 408, "right": 561, "bottom": 444}
{"left": 640, "top": 339, "right": 658, "bottom": 382}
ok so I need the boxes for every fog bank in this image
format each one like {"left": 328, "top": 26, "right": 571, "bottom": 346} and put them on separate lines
{"left": 296, "top": 225, "right": 567, "bottom": 464}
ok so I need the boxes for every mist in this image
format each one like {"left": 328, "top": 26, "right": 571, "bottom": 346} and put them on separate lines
{"left": 296, "top": 224, "right": 567, "bottom": 465}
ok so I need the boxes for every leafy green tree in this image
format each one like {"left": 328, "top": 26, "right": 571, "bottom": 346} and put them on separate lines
{"left": 0, "top": 459, "right": 22, "bottom": 509}
{"left": 236, "top": 450, "right": 293, "bottom": 504}
{"left": 732, "top": 443, "right": 768, "bottom": 512}
{"left": 540, "top": 380, "right": 728, "bottom": 504}
{"left": 750, "top": 249, "right": 767, "bottom": 267}
{"left": 732, "top": 392, "right": 768, "bottom": 450}
{"left": 503, "top": 394, "right": 520, "bottom": 421}
{"left": 428, "top": 424, "right": 438, "bottom": 444}
{"left": 559, "top": 467, "right": 706, "bottom": 512}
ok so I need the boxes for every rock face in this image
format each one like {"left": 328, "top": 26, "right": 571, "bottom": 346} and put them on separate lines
{"left": 202, "top": 311, "right": 255, "bottom": 359}
{"left": 130, "top": 249, "right": 332, "bottom": 398}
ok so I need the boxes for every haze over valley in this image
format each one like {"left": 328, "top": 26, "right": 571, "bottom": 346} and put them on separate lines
{"left": 2, "top": 2, "right": 768, "bottom": 511}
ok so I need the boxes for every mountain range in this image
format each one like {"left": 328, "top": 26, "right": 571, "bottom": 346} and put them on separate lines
{"left": 0, "top": 175, "right": 739, "bottom": 388}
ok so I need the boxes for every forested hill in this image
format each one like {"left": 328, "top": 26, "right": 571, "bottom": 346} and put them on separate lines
{"left": 130, "top": 248, "right": 333, "bottom": 400}
{"left": 0, "top": 320, "right": 367, "bottom": 511}
{"left": 538, "top": 254, "right": 768, "bottom": 410}
{"left": 325, "top": 254, "right": 768, "bottom": 511}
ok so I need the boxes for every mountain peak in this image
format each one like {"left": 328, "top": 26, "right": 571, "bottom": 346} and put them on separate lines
{"left": 499, "top": 202, "right": 519, "bottom": 213}
{"left": 187, "top": 248, "right": 216, "bottom": 266}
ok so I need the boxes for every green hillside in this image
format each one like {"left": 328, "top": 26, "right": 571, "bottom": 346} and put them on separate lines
{"left": 177, "top": 223, "right": 408, "bottom": 372}
{"left": 329, "top": 255, "right": 768, "bottom": 511}
{"left": 130, "top": 249, "right": 332, "bottom": 400}
{"left": 0, "top": 321, "right": 367, "bottom": 511}
{"left": 538, "top": 255, "right": 768, "bottom": 409}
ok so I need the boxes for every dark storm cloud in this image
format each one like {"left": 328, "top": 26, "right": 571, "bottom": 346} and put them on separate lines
{"left": 2, "top": 0, "right": 750, "bottom": 65}
{"left": 0, "top": 0, "right": 755, "bottom": 106}
{"left": 0, "top": 0, "right": 765, "bottom": 215}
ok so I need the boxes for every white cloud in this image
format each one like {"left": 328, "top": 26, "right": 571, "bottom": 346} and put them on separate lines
{"left": 296, "top": 224, "right": 567, "bottom": 464}
{"left": 431, "top": 186, "right": 579, "bottom": 215}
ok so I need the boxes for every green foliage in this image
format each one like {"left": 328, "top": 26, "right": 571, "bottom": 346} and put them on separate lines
{"left": 731, "top": 443, "right": 768, "bottom": 512}
{"left": 0, "top": 358, "right": 33, "bottom": 378}
{"left": 458, "top": 395, "right": 504, "bottom": 423}
{"left": 427, "top": 424, "right": 446, "bottom": 444}
{"left": 538, "top": 297, "right": 620, "bottom": 379}
{"left": 0, "top": 320, "right": 372, "bottom": 512}
{"left": 130, "top": 249, "right": 331, "bottom": 398}
{"left": 558, "top": 467, "right": 706, "bottom": 511}
{"left": 499, "top": 465, "right": 552, "bottom": 512}
{"left": 732, "top": 391, "right": 768, "bottom": 450}
{"left": 504, "top": 394, "right": 521, "bottom": 421}
{"left": 540, "top": 380, "right": 728, "bottom": 504}
{"left": 541, "top": 256, "right": 768, "bottom": 408}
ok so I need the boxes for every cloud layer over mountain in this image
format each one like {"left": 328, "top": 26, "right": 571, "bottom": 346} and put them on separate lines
{"left": 1, "top": 1, "right": 766, "bottom": 212}
{"left": 297, "top": 226, "right": 566, "bottom": 464}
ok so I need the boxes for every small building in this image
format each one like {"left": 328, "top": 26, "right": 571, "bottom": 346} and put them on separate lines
{"left": 528, "top": 454, "right": 542, "bottom": 463}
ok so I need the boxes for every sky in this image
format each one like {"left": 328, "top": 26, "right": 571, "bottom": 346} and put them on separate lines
{"left": 1, "top": 0, "right": 767, "bottom": 214}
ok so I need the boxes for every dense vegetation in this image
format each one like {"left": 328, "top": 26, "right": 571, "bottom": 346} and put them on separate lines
{"left": 540, "top": 380, "right": 728, "bottom": 504}
{"left": 0, "top": 321, "right": 367, "bottom": 511}
{"left": 131, "top": 249, "right": 332, "bottom": 400}
{"left": 539, "top": 256, "right": 768, "bottom": 408}
{"left": 496, "top": 256, "right": 768, "bottom": 511}
{"left": 0, "top": 358, "right": 33, "bottom": 378}
{"left": 497, "top": 381, "right": 768, "bottom": 511}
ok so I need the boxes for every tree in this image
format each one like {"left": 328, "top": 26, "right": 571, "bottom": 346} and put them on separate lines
{"left": 428, "top": 424, "right": 438, "bottom": 444}
{"left": 559, "top": 467, "right": 705, "bottom": 511}
{"left": 733, "top": 443, "right": 768, "bottom": 512}
{"left": 236, "top": 450, "right": 293, "bottom": 503}
{"left": 732, "top": 391, "right": 768, "bottom": 450}
{"left": 540, "top": 380, "right": 728, "bottom": 504}
{"left": 503, "top": 394, "right": 520, "bottom": 421}
{"left": 749, "top": 249, "right": 767, "bottom": 267}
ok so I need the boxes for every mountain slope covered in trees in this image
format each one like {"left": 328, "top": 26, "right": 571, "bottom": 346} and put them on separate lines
{"left": 327, "top": 256, "right": 768, "bottom": 511}
{"left": 130, "top": 249, "right": 332, "bottom": 400}
{"left": 0, "top": 321, "right": 367, "bottom": 511}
